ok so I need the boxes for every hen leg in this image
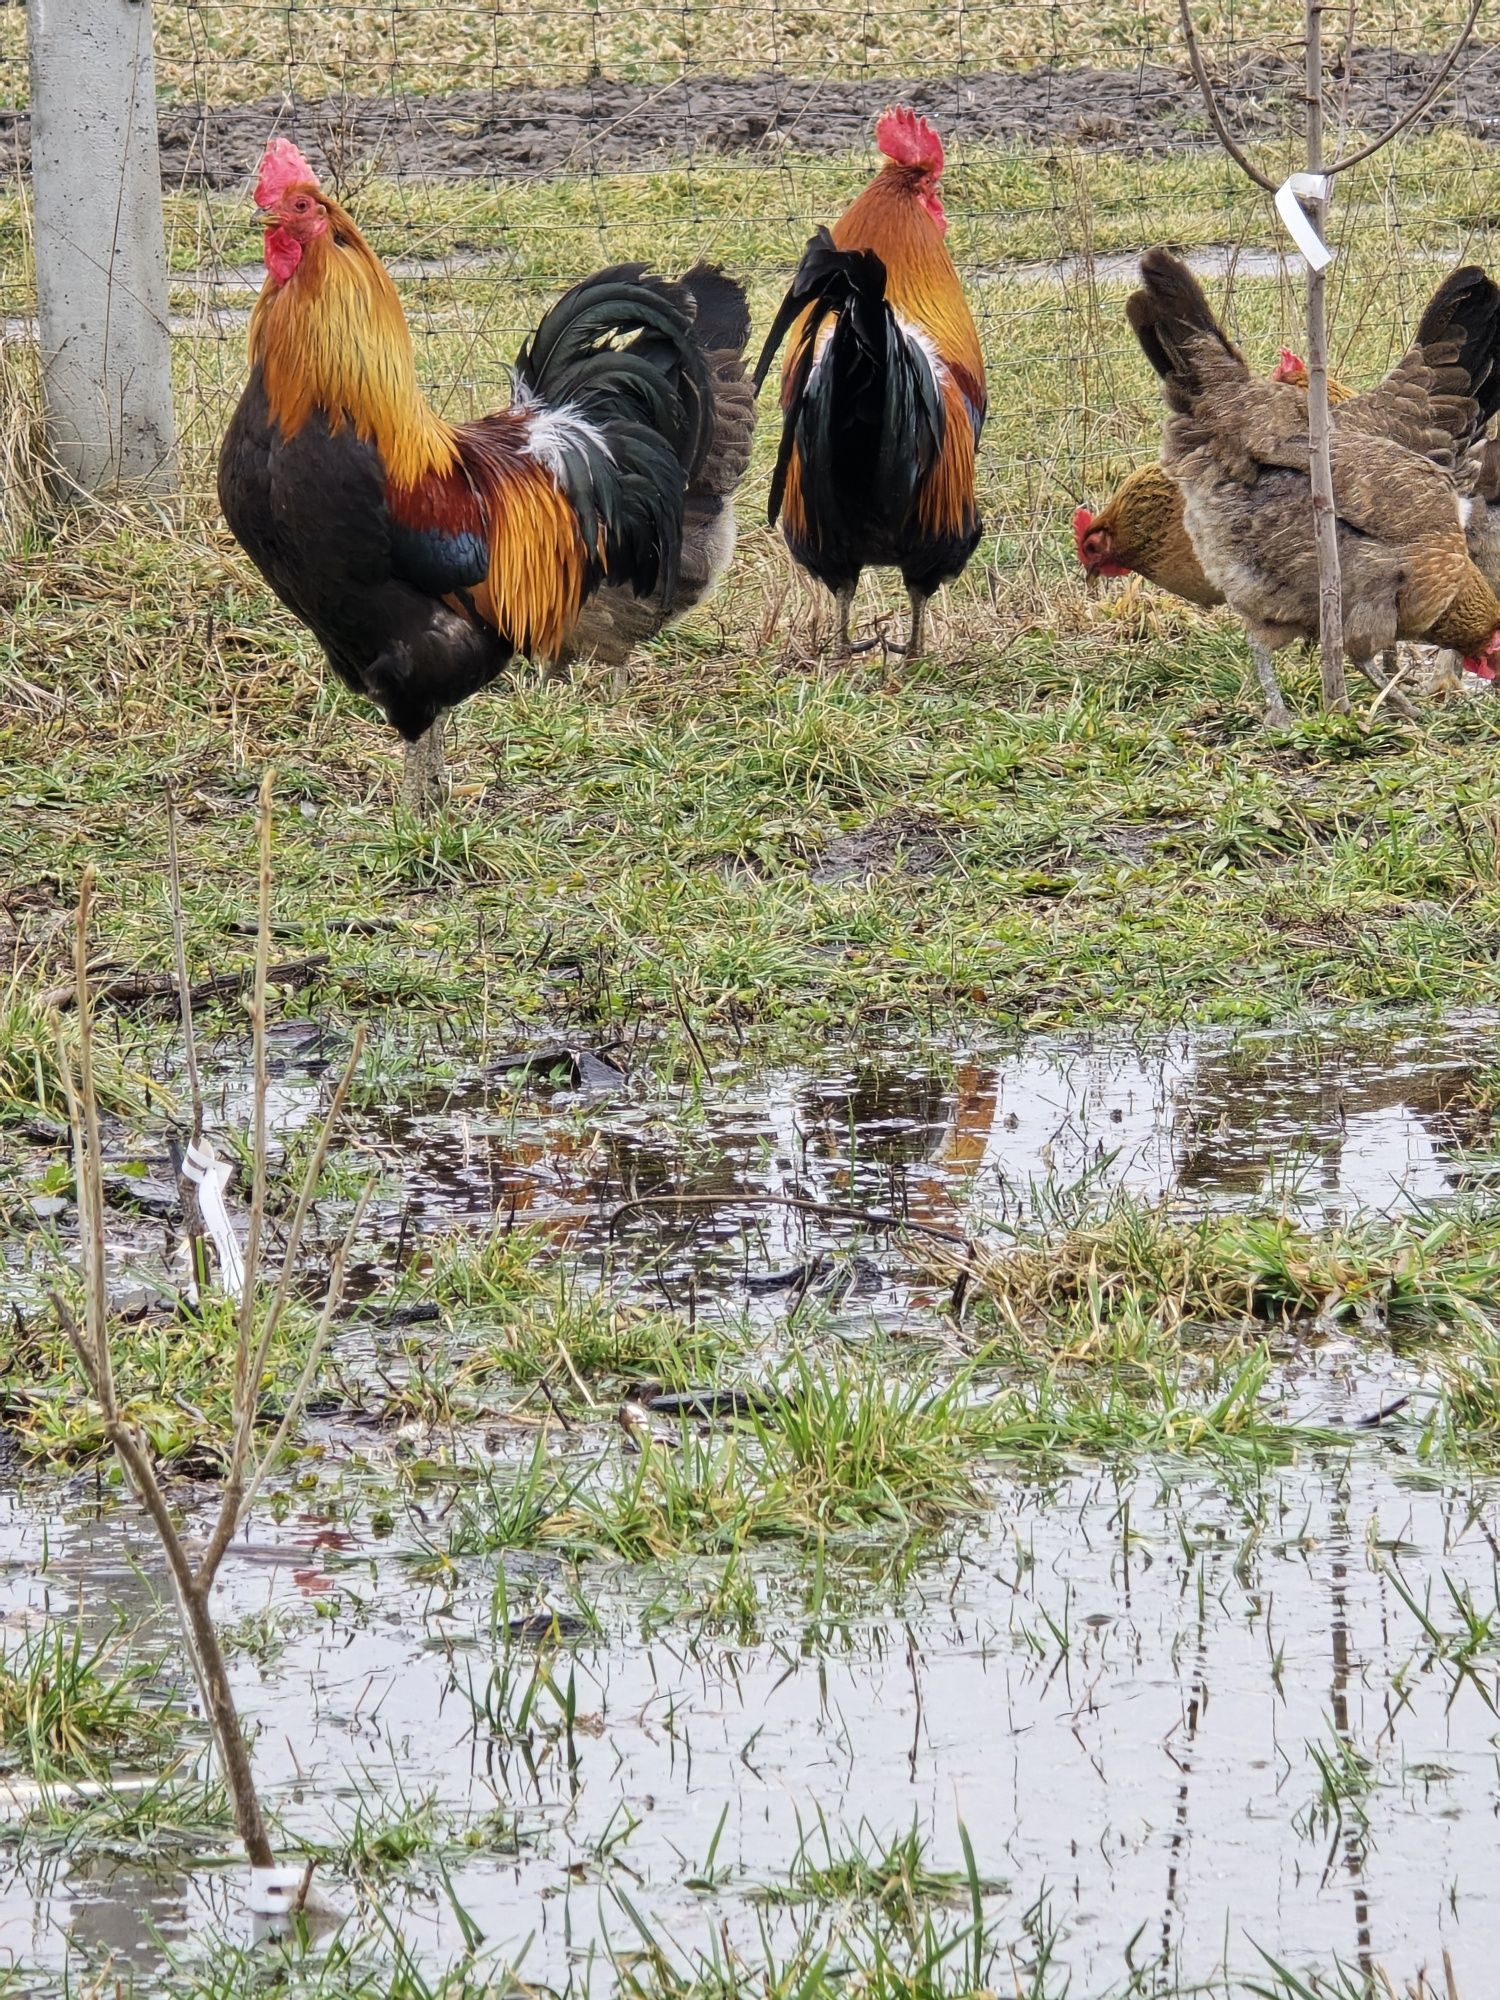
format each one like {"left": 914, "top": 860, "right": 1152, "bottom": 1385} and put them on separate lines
{"left": 1353, "top": 652, "right": 1420, "bottom": 722}
{"left": 1249, "top": 640, "right": 1292, "bottom": 727}
{"left": 401, "top": 720, "right": 447, "bottom": 814}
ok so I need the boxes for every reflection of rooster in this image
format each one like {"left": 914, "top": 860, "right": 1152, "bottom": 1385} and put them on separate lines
{"left": 218, "top": 139, "right": 753, "bottom": 806}
{"left": 753, "top": 107, "right": 986, "bottom": 660}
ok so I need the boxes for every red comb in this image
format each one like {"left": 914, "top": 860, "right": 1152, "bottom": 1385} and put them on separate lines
{"left": 875, "top": 105, "right": 944, "bottom": 177}
{"left": 1271, "top": 346, "right": 1306, "bottom": 384}
{"left": 255, "top": 136, "right": 319, "bottom": 209}
{"left": 1073, "top": 506, "right": 1095, "bottom": 561}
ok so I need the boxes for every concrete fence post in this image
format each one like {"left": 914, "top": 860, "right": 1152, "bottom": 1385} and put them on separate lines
{"left": 26, "top": 0, "right": 176, "bottom": 496}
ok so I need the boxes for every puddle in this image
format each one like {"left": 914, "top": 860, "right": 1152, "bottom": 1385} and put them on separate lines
{"left": 4, "top": 1443, "right": 1500, "bottom": 1992}
{"left": 352, "top": 1014, "right": 1499, "bottom": 1314}
{"left": 4, "top": 1015, "right": 1500, "bottom": 1991}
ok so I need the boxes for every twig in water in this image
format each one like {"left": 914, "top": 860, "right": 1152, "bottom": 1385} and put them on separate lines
{"left": 607, "top": 1190, "right": 970, "bottom": 1246}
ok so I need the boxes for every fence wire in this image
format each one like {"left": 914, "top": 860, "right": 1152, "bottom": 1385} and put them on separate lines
{"left": 1, "top": 1, "right": 1497, "bottom": 565}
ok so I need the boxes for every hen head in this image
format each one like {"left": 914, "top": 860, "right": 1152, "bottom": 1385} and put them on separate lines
{"left": 1270, "top": 346, "right": 1308, "bottom": 387}
{"left": 875, "top": 105, "right": 948, "bottom": 236}
{"left": 254, "top": 137, "right": 329, "bottom": 285}
{"left": 1073, "top": 505, "right": 1131, "bottom": 579}
{"left": 1462, "top": 630, "right": 1500, "bottom": 681}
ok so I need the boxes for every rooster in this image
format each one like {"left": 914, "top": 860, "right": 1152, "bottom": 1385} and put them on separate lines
{"left": 752, "top": 107, "right": 986, "bottom": 660}
{"left": 1124, "top": 252, "right": 1500, "bottom": 714}
{"left": 218, "top": 138, "right": 754, "bottom": 806}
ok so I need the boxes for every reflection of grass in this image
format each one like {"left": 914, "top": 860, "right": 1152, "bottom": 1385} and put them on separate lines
{"left": 755, "top": 1815, "right": 999, "bottom": 1920}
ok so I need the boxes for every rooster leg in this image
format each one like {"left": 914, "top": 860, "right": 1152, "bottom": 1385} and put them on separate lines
{"left": 401, "top": 720, "right": 447, "bottom": 813}
{"left": 1352, "top": 652, "right": 1420, "bottom": 723}
{"left": 1248, "top": 641, "right": 1292, "bottom": 727}
{"left": 833, "top": 583, "right": 857, "bottom": 659}
{"left": 904, "top": 590, "right": 929, "bottom": 661}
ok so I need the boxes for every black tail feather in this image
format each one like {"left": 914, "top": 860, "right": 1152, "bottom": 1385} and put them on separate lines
{"left": 1414, "top": 263, "right": 1500, "bottom": 436}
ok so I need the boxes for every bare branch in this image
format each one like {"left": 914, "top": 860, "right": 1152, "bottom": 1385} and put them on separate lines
{"left": 196, "top": 1024, "right": 366, "bottom": 1593}
{"left": 1176, "top": 0, "right": 1278, "bottom": 194}
{"left": 235, "top": 772, "right": 275, "bottom": 1356}
{"left": 237, "top": 1181, "right": 374, "bottom": 1528}
{"left": 166, "top": 786, "right": 204, "bottom": 1146}
{"left": 62, "top": 874, "right": 116, "bottom": 1410}
{"left": 1327, "top": 0, "right": 1483, "bottom": 175}
{"left": 47, "top": 1290, "right": 103, "bottom": 1405}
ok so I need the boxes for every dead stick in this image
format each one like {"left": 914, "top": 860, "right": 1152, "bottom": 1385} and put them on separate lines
{"left": 607, "top": 1191, "right": 970, "bottom": 1246}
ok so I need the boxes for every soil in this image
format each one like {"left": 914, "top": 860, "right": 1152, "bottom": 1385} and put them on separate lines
{"left": 4, "top": 45, "right": 1500, "bottom": 185}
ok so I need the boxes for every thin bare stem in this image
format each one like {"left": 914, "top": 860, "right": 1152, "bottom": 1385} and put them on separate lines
{"left": 196, "top": 1025, "right": 366, "bottom": 1592}
{"left": 1176, "top": 0, "right": 1277, "bottom": 194}
{"left": 67, "top": 874, "right": 115, "bottom": 1408}
{"left": 235, "top": 771, "right": 274, "bottom": 1356}
{"left": 165, "top": 786, "right": 204, "bottom": 1146}
{"left": 47, "top": 1288, "right": 104, "bottom": 1403}
{"left": 1305, "top": 0, "right": 1349, "bottom": 711}
{"left": 48, "top": 790, "right": 361, "bottom": 1888}
{"left": 1326, "top": 0, "right": 1482, "bottom": 174}
{"left": 237, "top": 1182, "right": 373, "bottom": 1524}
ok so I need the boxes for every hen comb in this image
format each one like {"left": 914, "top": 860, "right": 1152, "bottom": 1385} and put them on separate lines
{"left": 875, "top": 105, "right": 944, "bottom": 177}
{"left": 255, "top": 136, "right": 319, "bottom": 209}
{"left": 1271, "top": 346, "right": 1307, "bottom": 385}
{"left": 1073, "top": 506, "right": 1095, "bottom": 561}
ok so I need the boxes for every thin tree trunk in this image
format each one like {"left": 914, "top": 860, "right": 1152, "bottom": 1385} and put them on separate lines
{"left": 1304, "top": 0, "right": 1349, "bottom": 712}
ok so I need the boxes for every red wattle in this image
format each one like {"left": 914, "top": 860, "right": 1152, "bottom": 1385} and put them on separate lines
{"left": 264, "top": 225, "right": 302, "bottom": 284}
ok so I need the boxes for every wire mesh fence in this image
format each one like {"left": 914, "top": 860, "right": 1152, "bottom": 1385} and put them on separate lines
{"left": 2, "top": 1, "right": 1498, "bottom": 576}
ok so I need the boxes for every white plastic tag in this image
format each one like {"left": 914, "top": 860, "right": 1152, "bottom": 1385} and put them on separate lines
{"left": 247, "top": 1863, "right": 306, "bottom": 1915}
{"left": 182, "top": 1138, "right": 246, "bottom": 1296}
{"left": 1274, "top": 172, "right": 1333, "bottom": 272}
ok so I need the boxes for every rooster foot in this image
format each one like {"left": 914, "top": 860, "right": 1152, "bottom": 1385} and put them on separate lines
{"left": 401, "top": 720, "right": 448, "bottom": 815}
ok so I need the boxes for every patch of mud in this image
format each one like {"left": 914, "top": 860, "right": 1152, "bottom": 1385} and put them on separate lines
{"left": 4, "top": 46, "right": 1500, "bottom": 186}
{"left": 810, "top": 809, "right": 960, "bottom": 884}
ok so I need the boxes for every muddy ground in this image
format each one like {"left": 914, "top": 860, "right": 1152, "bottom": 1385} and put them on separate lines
{"left": 4, "top": 44, "right": 1500, "bottom": 185}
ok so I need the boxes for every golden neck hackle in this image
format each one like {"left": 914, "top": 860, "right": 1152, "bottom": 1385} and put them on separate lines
{"left": 833, "top": 168, "right": 985, "bottom": 392}
{"left": 250, "top": 207, "right": 458, "bottom": 489}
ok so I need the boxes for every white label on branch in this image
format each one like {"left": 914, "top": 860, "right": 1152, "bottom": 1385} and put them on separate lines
{"left": 1275, "top": 173, "right": 1334, "bottom": 272}
{"left": 182, "top": 1138, "right": 247, "bottom": 1297}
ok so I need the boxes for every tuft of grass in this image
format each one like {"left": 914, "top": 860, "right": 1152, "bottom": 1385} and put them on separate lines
{"left": 933, "top": 1192, "right": 1500, "bottom": 1341}
{"left": 426, "top": 1225, "right": 732, "bottom": 1389}
{"left": 0, "top": 1620, "right": 191, "bottom": 1780}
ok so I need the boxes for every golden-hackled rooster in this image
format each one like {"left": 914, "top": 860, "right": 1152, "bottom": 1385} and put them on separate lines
{"left": 219, "top": 138, "right": 754, "bottom": 806}
{"left": 753, "top": 106, "right": 986, "bottom": 660}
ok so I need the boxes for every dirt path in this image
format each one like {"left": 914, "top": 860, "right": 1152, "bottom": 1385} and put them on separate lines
{"left": 4, "top": 45, "right": 1500, "bottom": 186}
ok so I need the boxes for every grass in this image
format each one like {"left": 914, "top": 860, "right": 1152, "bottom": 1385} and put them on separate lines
{"left": 0, "top": 1618, "right": 191, "bottom": 1780}
{"left": 9, "top": 151, "right": 1500, "bottom": 1072}
{"left": 0, "top": 0, "right": 1484, "bottom": 109}
{"left": 4, "top": 123, "right": 1500, "bottom": 2000}
{"left": 933, "top": 1190, "right": 1500, "bottom": 1342}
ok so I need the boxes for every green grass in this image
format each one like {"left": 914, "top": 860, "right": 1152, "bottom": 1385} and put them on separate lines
{"left": 0, "top": 1618, "right": 192, "bottom": 1781}
{"left": 9, "top": 146, "right": 1500, "bottom": 1072}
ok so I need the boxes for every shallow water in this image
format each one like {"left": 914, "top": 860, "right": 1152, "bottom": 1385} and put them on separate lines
{"left": 4, "top": 1015, "right": 1500, "bottom": 1993}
